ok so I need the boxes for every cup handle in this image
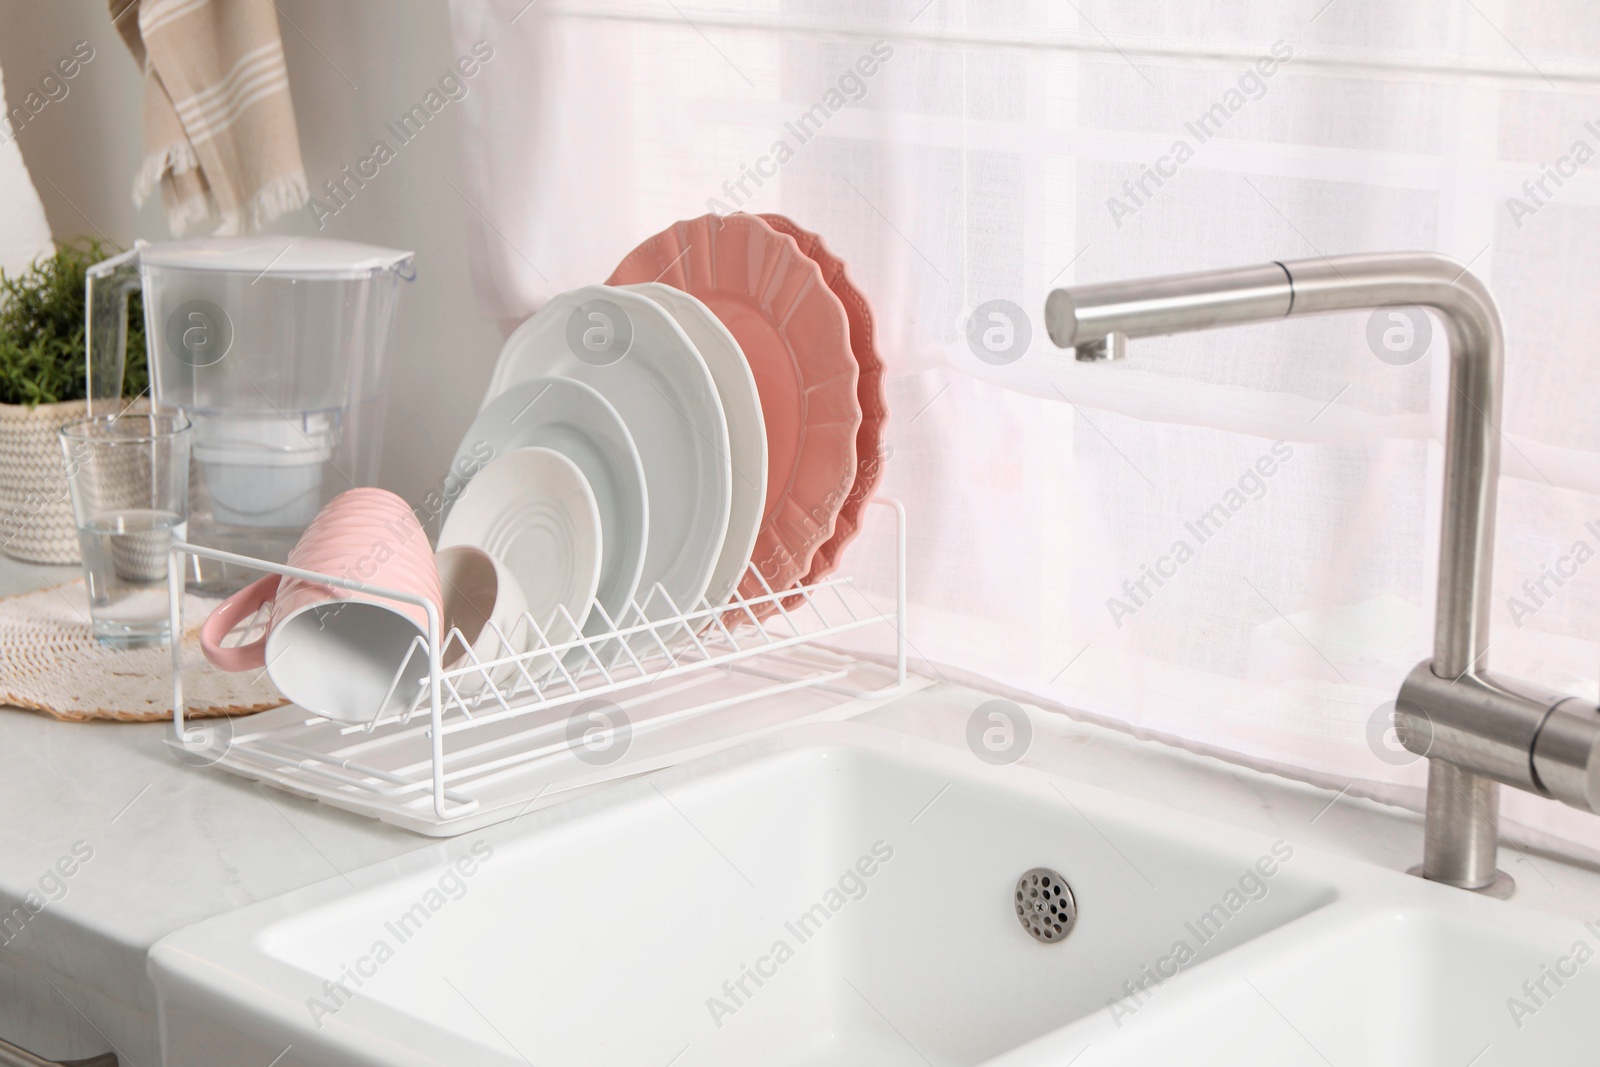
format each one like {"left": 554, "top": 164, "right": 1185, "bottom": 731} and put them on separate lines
{"left": 85, "top": 242, "right": 146, "bottom": 418}
{"left": 199, "top": 574, "right": 280, "bottom": 672}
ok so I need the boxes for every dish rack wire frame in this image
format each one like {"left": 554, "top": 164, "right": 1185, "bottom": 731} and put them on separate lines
{"left": 166, "top": 498, "right": 908, "bottom": 821}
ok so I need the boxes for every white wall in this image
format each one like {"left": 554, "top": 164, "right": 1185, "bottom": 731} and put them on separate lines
{"left": 0, "top": 0, "right": 504, "bottom": 513}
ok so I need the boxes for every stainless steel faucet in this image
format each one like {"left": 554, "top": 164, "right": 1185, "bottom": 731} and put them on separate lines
{"left": 1045, "top": 252, "right": 1600, "bottom": 896}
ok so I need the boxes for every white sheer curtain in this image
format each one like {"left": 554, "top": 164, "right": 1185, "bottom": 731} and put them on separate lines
{"left": 448, "top": 0, "right": 1600, "bottom": 858}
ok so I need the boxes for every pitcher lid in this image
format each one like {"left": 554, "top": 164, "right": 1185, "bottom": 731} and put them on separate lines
{"left": 139, "top": 237, "right": 414, "bottom": 278}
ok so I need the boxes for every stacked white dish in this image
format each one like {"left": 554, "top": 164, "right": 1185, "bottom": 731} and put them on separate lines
{"left": 436, "top": 211, "right": 894, "bottom": 700}
{"left": 437, "top": 284, "right": 766, "bottom": 683}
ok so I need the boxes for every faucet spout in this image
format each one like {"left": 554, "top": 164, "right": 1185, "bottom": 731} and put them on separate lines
{"left": 1044, "top": 252, "right": 1549, "bottom": 895}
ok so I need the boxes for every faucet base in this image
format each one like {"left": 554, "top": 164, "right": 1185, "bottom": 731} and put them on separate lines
{"left": 1407, "top": 864, "right": 1516, "bottom": 899}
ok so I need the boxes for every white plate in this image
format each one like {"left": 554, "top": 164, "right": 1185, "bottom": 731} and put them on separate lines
{"left": 447, "top": 377, "right": 647, "bottom": 635}
{"left": 622, "top": 282, "right": 766, "bottom": 609}
{"left": 438, "top": 447, "right": 602, "bottom": 646}
{"left": 482, "top": 285, "right": 732, "bottom": 623}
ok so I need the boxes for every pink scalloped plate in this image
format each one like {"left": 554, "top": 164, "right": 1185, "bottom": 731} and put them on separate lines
{"left": 608, "top": 214, "right": 859, "bottom": 611}
{"left": 760, "top": 214, "right": 888, "bottom": 587}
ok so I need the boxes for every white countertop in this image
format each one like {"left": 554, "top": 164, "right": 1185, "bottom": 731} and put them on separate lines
{"left": 0, "top": 561, "right": 427, "bottom": 1065}
{"left": 3, "top": 556, "right": 1598, "bottom": 1065}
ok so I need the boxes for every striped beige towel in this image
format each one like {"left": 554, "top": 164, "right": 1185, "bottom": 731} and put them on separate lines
{"left": 110, "top": 0, "right": 308, "bottom": 235}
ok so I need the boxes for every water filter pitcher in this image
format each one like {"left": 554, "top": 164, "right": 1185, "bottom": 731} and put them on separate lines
{"left": 87, "top": 238, "right": 414, "bottom": 590}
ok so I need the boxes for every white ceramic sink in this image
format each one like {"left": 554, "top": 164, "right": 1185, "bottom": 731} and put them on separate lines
{"left": 150, "top": 722, "right": 1600, "bottom": 1066}
{"left": 1039, "top": 905, "right": 1600, "bottom": 1067}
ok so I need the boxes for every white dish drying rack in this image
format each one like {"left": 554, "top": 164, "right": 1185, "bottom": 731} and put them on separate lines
{"left": 166, "top": 499, "right": 913, "bottom": 835}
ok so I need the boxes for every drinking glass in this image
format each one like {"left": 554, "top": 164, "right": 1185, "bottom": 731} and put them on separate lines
{"left": 59, "top": 412, "right": 192, "bottom": 647}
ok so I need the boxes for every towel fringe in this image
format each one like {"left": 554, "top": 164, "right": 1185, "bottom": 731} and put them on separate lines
{"left": 246, "top": 169, "right": 309, "bottom": 231}
{"left": 165, "top": 192, "right": 213, "bottom": 237}
{"left": 131, "top": 142, "right": 200, "bottom": 208}
{"left": 146, "top": 165, "right": 306, "bottom": 237}
{"left": 209, "top": 170, "right": 309, "bottom": 236}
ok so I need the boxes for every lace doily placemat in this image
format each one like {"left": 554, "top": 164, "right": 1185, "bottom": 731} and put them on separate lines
{"left": 0, "top": 580, "right": 286, "bottom": 722}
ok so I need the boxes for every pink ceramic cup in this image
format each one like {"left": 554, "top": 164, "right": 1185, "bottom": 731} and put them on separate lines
{"left": 200, "top": 488, "right": 444, "bottom": 723}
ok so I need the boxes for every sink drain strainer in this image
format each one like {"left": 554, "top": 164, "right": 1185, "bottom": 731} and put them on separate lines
{"left": 1015, "top": 868, "right": 1077, "bottom": 943}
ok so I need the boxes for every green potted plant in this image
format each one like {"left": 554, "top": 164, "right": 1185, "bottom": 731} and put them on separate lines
{"left": 0, "top": 240, "right": 147, "bottom": 564}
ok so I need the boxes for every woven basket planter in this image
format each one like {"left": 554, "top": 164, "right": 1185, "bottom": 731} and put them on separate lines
{"left": 0, "top": 399, "right": 88, "bottom": 565}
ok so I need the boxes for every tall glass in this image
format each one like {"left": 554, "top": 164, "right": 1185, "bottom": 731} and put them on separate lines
{"left": 59, "top": 413, "right": 192, "bottom": 647}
